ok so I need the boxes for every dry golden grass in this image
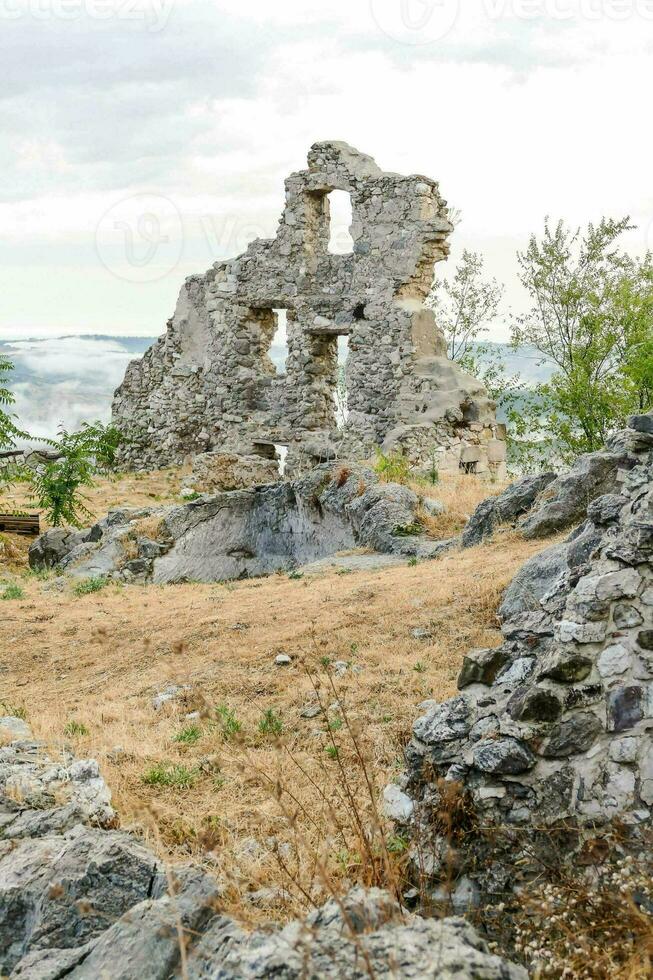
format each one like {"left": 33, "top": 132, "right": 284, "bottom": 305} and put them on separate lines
{"left": 0, "top": 467, "right": 186, "bottom": 571}
{"left": 0, "top": 466, "right": 550, "bottom": 924}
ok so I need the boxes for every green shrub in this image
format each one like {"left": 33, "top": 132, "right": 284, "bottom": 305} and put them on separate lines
{"left": 373, "top": 449, "right": 411, "bottom": 484}
{"left": 29, "top": 422, "right": 123, "bottom": 527}
{"left": 73, "top": 576, "right": 107, "bottom": 597}
{"left": 142, "top": 762, "right": 198, "bottom": 789}
{"left": 1, "top": 584, "right": 24, "bottom": 601}
{"left": 392, "top": 522, "right": 422, "bottom": 537}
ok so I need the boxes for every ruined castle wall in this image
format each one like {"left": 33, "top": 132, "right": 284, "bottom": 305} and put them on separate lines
{"left": 113, "top": 142, "right": 506, "bottom": 476}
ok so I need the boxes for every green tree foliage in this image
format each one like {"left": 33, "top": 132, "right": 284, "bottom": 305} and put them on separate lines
{"left": 427, "top": 249, "right": 520, "bottom": 413}
{"left": 512, "top": 217, "right": 653, "bottom": 465}
{"left": 0, "top": 355, "right": 28, "bottom": 451}
{"left": 28, "top": 422, "right": 123, "bottom": 527}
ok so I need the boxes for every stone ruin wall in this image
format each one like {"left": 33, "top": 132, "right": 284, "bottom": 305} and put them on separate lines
{"left": 113, "top": 142, "right": 507, "bottom": 477}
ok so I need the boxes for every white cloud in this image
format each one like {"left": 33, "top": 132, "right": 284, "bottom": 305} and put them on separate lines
{"left": 1, "top": 0, "right": 651, "bottom": 341}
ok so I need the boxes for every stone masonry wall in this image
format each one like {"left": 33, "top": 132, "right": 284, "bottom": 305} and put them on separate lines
{"left": 113, "top": 142, "right": 506, "bottom": 477}
{"left": 398, "top": 414, "right": 653, "bottom": 903}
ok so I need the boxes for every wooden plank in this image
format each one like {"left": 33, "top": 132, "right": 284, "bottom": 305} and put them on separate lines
{"left": 0, "top": 514, "right": 40, "bottom": 536}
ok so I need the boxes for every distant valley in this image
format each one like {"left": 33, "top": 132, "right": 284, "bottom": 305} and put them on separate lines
{"left": 0, "top": 334, "right": 554, "bottom": 442}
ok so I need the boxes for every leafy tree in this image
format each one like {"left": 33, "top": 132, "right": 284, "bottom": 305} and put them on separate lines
{"left": 428, "top": 249, "right": 503, "bottom": 369}
{"left": 28, "top": 423, "right": 122, "bottom": 527}
{"left": 0, "top": 355, "right": 28, "bottom": 451}
{"left": 511, "top": 217, "right": 653, "bottom": 464}
{"left": 428, "top": 249, "right": 520, "bottom": 412}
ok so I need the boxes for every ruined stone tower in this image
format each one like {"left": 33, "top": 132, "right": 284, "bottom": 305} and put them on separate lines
{"left": 113, "top": 142, "right": 506, "bottom": 476}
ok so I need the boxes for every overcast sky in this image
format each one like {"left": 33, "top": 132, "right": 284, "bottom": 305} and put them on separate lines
{"left": 1, "top": 0, "right": 651, "bottom": 341}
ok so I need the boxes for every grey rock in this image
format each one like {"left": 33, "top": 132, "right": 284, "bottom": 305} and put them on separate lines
{"left": 38, "top": 464, "right": 453, "bottom": 585}
{"left": 473, "top": 739, "right": 536, "bottom": 775}
{"left": 413, "top": 697, "right": 472, "bottom": 746}
{"left": 540, "top": 713, "right": 602, "bottom": 757}
{"left": 607, "top": 686, "right": 644, "bottom": 733}
{"left": 507, "top": 686, "right": 562, "bottom": 723}
{"left": 538, "top": 649, "right": 593, "bottom": 683}
{"left": 498, "top": 542, "right": 569, "bottom": 620}
{"left": 614, "top": 603, "right": 644, "bottom": 629}
{"left": 152, "top": 684, "right": 191, "bottom": 710}
{"left": 0, "top": 717, "right": 31, "bottom": 740}
{"left": 458, "top": 648, "right": 510, "bottom": 689}
{"left": 0, "top": 825, "right": 159, "bottom": 974}
{"left": 28, "top": 527, "right": 96, "bottom": 571}
{"left": 62, "top": 866, "right": 223, "bottom": 980}
{"left": 194, "top": 887, "right": 527, "bottom": 980}
{"left": 462, "top": 472, "right": 555, "bottom": 547}
{"left": 587, "top": 494, "right": 627, "bottom": 525}
{"left": 520, "top": 447, "right": 637, "bottom": 539}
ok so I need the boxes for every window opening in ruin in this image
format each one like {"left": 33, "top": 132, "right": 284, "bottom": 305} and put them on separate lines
{"left": 327, "top": 190, "right": 354, "bottom": 255}
{"left": 353, "top": 303, "right": 366, "bottom": 320}
{"left": 271, "top": 309, "right": 289, "bottom": 375}
{"left": 334, "top": 335, "right": 350, "bottom": 429}
{"left": 274, "top": 444, "right": 288, "bottom": 476}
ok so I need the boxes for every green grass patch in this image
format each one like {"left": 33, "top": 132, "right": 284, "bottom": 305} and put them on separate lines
{"left": 0, "top": 701, "right": 27, "bottom": 720}
{"left": 214, "top": 705, "right": 242, "bottom": 740}
{"left": 63, "top": 720, "right": 89, "bottom": 737}
{"left": 258, "top": 709, "right": 283, "bottom": 737}
{"left": 142, "top": 762, "right": 199, "bottom": 789}
{"left": 73, "top": 576, "right": 107, "bottom": 597}
{"left": 173, "top": 724, "right": 202, "bottom": 746}
{"left": 1, "top": 584, "right": 24, "bottom": 601}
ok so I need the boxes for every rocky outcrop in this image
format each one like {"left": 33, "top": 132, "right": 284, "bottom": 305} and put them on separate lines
{"left": 113, "top": 142, "right": 506, "bottom": 478}
{"left": 462, "top": 414, "right": 653, "bottom": 547}
{"left": 462, "top": 472, "right": 556, "bottom": 548}
{"left": 29, "top": 464, "right": 448, "bottom": 583}
{"left": 401, "top": 425, "right": 652, "bottom": 901}
{"left": 1, "top": 723, "right": 525, "bottom": 979}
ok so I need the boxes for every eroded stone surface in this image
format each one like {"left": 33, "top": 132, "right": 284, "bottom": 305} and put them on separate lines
{"left": 403, "top": 414, "right": 652, "bottom": 900}
{"left": 112, "top": 142, "right": 505, "bottom": 478}
{"left": 1, "top": 725, "right": 524, "bottom": 979}
{"left": 29, "top": 464, "right": 448, "bottom": 583}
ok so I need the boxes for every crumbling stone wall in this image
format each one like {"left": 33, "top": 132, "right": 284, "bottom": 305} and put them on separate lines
{"left": 113, "top": 142, "right": 505, "bottom": 476}
{"left": 398, "top": 413, "right": 653, "bottom": 902}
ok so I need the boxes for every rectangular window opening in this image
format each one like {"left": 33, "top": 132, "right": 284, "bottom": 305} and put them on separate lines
{"left": 271, "top": 308, "right": 289, "bottom": 375}
{"left": 327, "top": 190, "right": 354, "bottom": 255}
{"left": 334, "top": 335, "right": 350, "bottom": 429}
{"left": 274, "top": 444, "right": 289, "bottom": 477}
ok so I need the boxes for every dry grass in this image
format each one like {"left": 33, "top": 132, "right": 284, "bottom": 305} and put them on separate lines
{"left": 410, "top": 473, "right": 503, "bottom": 539}
{"left": 0, "top": 466, "right": 547, "bottom": 925}
{"left": 0, "top": 467, "right": 186, "bottom": 571}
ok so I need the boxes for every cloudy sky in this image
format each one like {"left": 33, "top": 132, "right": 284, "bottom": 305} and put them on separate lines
{"left": 1, "top": 0, "right": 652, "bottom": 342}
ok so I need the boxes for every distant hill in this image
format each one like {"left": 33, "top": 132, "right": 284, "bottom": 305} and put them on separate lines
{"left": 0, "top": 334, "right": 554, "bottom": 442}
